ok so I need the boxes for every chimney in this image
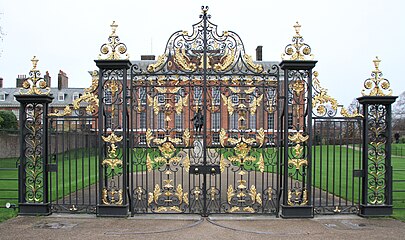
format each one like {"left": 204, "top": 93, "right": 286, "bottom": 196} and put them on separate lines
{"left": 141, "top": 55, "right": 155, "bottom": 61}
{"left": 256, "top": 46, "right": 263, "bottom": 61}
{"left": 16, "top": 75, "right": 27, "bottom": 88}
{"left": 0, "top": 77, "right": 3, "bottom": 88}
{"left": 58, "top": 70, "right": 68, "bottom": 90}
{"left": 44, "top": 71, "right": 51, "bottom": 88}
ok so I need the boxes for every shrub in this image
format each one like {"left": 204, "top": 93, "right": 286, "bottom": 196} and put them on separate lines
{"left": 0, "top": 111, "right": 18, "bottom": 130}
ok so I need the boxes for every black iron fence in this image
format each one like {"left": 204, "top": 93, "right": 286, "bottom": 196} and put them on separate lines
{"left": 312, "top": 117, "right": 363, "bottom": 214}
{"left": 47, "top": 116, "right": 99, "bottom": 213}
{"left": 0, "top": 157, "right": 18, "bottom": 211}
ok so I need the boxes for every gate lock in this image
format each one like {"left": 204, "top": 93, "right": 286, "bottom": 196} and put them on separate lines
{"left": 189, "top": 165, "right": 220, "bottom": 175}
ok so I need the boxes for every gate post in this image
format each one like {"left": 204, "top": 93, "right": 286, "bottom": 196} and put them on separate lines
{"left": 279, "top": 22, "right": 316, "bottom": 218}
{"left": 358, "top": 57, "right": 397, "bottom": 217}
{"left": 15, "top": 56, "right": 53, "bottom": 215}
{"left": 95, "top": 21, "right": 131, "bottom": 217}
{"left": 279, "top": 60, "right": 316, "bottom": 218}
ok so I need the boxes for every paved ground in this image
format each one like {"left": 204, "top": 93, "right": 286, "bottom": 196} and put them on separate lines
{"left": 0, "top": 214, "right": 404, "bottom": 240}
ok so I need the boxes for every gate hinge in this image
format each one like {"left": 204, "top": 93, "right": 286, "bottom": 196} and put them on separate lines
{"left": 189, "top": 165, "right": 220, "bottom": 175}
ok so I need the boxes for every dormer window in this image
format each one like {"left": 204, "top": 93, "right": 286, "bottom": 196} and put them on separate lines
{"left": 72, "top": 92, "right": 80, "bottom": 101}
{"left": 58, "top": 92, "right": 65, "bottom": 101}
{"left": 0, "top": 92, "right": 5, "bottom": 101}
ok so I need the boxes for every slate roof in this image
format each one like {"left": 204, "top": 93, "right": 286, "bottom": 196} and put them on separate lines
{"left": 0, "top": 87, "right": 85, "bottom": 108}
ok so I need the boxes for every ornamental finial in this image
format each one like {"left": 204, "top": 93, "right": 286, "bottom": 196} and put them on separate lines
{"left": 19, "top": 56, "right": 50, "bottom": 95}
{"left": 282, "top": 21, "right": 314, "bottom": 61}
{"left": 362, "top": 57, "right": 392, "bottom": 96}
{"left": 373, "top": 56, "right": 381, "bottom": 72}
{"left": 31, "top": 56, "right": 39, "bottom": 70}
{"left": 110, "top": 21, "right": 118, "bottom": 37}
{"left": 98, "top": 21, "right": 129, "bottom": 60}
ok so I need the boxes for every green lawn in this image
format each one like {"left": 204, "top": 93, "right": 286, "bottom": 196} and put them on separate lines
{"left": 392, "top": 143, "right": 405, "bottom": 157}
{"left": 0, "top": 158, "right": 18, "bottom": 222}
{"left": 312, "top": 145, "right": 362, "bottom": 204}
{"left": 49, "top": 148, "right": 98, "bottom": 204}
{"left": 1, "top": 145, "right": 405, "bottom": 222}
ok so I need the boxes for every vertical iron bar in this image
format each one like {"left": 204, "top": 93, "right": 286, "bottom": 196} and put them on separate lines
{"left": 202, "top": 8, "right": 208, "bottom": 217}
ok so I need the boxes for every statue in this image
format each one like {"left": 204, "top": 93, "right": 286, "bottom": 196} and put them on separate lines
{"left": 191, "top": 107, "right": 204, "bottom": 135}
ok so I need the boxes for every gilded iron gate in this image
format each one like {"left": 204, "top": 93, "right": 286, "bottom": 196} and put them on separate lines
{"left": 127, "top": 7, "right": 281, "bottom": 215}
{"left": 14, "top": 7, "right": 397, "bottom": 218}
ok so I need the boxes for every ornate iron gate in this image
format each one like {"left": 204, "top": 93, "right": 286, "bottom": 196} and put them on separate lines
{"left": 14, "top": 6, "right": 397, "bottom": 218}
{"left": 96, "top": 7, "right": 282, "bottom": 216}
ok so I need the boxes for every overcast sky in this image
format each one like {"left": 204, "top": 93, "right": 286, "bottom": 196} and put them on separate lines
{"left": 0, "top": 0, "right": 403, "bottom": 106}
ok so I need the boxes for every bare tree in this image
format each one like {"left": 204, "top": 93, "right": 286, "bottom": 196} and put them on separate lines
{"left": 393, "top": 91, "right": 405, "bottom": 134}
{"left": 347, "top": 98, "right": 362, "bottom": 115}
{"left": 0, "top": 13, "right": 5, "bottom": 57}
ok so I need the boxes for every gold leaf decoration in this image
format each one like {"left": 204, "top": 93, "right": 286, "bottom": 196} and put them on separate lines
{"left": 227, "top": 185, "right": 235, "bottom": 204}
{"left": 48, "top": 105, "right": 72, "bottom": 117}
{"left": 229, "top": 87, "right": 240, "bottom": 93}
{"left": 362, "top": 57, "right": 392, "bottom": 97}
{"left": 288, "top": 158, "right": 308, "bottom": 170}
{"left": 174, "top": 48, "right": 197, "bottom": 71}
{"left": 244, "top": 87, "right": 256, "bottom": 94}
{"left": 257, "top": 153, "right": 265, "bottom": 173}
{"left": 340, "top": 107, "right": 363, "bottom": 118}
{"left": 183, "top": 157, "right": 190, "bottom": 172}
{"left": 102, "top": 132, "right": 123, "bottom": 144}
{"left": 183, "top": 128, "right": 190, "bottom": 147}
{"left": 102, "top": 158, "right": 122, "bottom": 170}
{"left": 147, "top": 54, "right": 167, "bottom": 72}
{"left": 156, "top": 87, "right": 167, "bottom": 94}
{"left": 256, "top": 128, "right": 265, "bottom": 147}
{"left": 288, "top": 132, "right": 308, "bottom": 144}
{"left": 146, "top": 129, "right": 153, "bottom": 147}
{"left": 146, "top": 154, "right": 153, "bottom": 172}
{"left": 219, "top": 128, "right": 227, "bottom": 147}
{"left": 213, "top": 48, "right": 235, "bottom": 71}
{"left": 243, "top": 54, "right": 263, "bottom": 72}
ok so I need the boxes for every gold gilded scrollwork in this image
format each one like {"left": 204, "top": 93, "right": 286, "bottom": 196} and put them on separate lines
{"left": 20, "top": 56, "right": 51, "bottom": 96}
{"left": 281, "top": 21, "right": 314, "bottom": 61}
{"left": 312, "top": 71, "right": 363, "bottom": 117}
{"left": 226, "top": 184, "right": 262, "bottom": 213}
{"left": 288, "top": 132, "right": 309, "bottom": 144}
{"left": 340, "top": 107, "right": 363, "bottom": 118}
{"left": 102, "top": 188, "right": 123, "bottom": 205}
{"left": 175, "top": 95, "right": 188, "bottom": 115}
{"left": 287, "top": 189, "right": 308, "bottom": 206}
{"left": 291, "top": 80, "right": 305, "bottom": 96}
{"left": 213, "top": 48, "right": 235, "bottom": 71}
{"left": 146, "top": 128, "right": 153, "bottom": 147}
{"left": 249, "top": 94, "right": 263, "bottom": 116}
{"left": 221, "top": 94, "right": 234, "bottom": 115}
{"left": 362, "top": 56, "right": 392, "bottom": 97}
{"left": 243, "top": 54, "right": 263, "bottom": 73}
{"left": 147, "top": 54, "right": 167, "bottom": 73}
{"left": 148, "top": 183, "right": 189, "bottom": 212}
{"left": 219, "top": 128, "right": 227, "bottom": 147}
{"left": 256, "top": 128, "right": 265, "bottom": 147}
{"left": 98, "top": 21, "right": 129, "bottom": 60}
{"left": 48, "top": 105, "right": 72, "bottom": 117}
{"left": 287, "top": 132, "right": 309, "bottom": 206}
{"left": 183, "top": 129, "right": 190, "bottom": 147}
{"left": 51, "top": 70, "right": 100, "bottom": 117}
{"left": 147, "top": 95, "right": 160, "bottom": 115}
{"left": 102, "top": 158, "right": 122, "bottom": 170}
{"left": 174, "top": 48, "right": 197, "bottom": 71}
